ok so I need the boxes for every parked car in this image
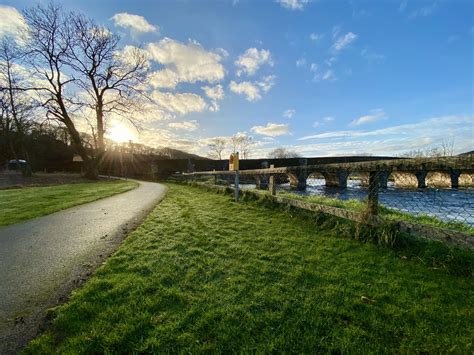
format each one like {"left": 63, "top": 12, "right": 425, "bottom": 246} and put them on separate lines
{"left": 8, "top": 159, "right": 28, "bottom": 170}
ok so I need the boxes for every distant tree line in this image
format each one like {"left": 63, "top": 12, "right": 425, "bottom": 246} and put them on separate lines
{"left": 207, "top": 134, "right": 254, "bottom": 160}
{"left": 0, "top": 121, "right": 204, "bottom": 172}
{"left": 400, "top": 139, "right": 456, "bottom": 158}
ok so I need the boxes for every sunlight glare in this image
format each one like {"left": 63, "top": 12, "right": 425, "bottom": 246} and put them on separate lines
{"left": 106, "top": 123, "right": 136, "bottom": 143}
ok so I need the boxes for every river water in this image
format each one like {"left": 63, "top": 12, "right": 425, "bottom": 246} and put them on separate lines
{"left": 242, "top": 178, "right": 474, "bottom": 226}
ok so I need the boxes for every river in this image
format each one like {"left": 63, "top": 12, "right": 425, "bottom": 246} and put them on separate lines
{"left": 241, "top": 178, "right": 474, "bottom": 226}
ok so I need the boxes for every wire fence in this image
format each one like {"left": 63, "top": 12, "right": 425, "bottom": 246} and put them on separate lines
{"left": 175, "top": 157, "right": 474, "bottom": 248}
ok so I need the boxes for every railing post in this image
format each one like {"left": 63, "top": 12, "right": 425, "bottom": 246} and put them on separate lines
{"left": 234, "top": 170, "right": 240, "bottom": 201}
{"left": 367, "top": 171, "right": 379, "bottom": 215}
{"left": 269, "top": 164, "right": 276, "bottom": 196}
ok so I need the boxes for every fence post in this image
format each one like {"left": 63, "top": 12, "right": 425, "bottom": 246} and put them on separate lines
{"left": 367, "top": 171, "right": 379, "bottom": 215}
{"left": 234, "top": 170, "right": 240, "bottom": 201}
{"left": 213, "top": 170, "right": 217, "bottom": 185}
{"left": 269, "top": 164, "right": 276, "bottom": 196}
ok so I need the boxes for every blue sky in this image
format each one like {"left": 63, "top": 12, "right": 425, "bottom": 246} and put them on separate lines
{"left": 1, "top": 0, "right": 473, "bottom": 157}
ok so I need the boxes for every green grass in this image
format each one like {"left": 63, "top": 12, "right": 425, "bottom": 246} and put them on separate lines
{"left": 0, "top": 180, "right": 138, "bottom": 226}
{"left": 25, "top": 184, "right": 474, "bottom": 353}
{"left": 272, "top": 190, "right": 474, "bottom": 234}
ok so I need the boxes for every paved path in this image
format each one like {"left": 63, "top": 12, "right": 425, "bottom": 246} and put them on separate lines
{"left": 0, "top": 180, "right": 167, "bottom": 354}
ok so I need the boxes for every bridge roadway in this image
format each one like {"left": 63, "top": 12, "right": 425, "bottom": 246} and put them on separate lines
{"left": 184, "top": 156, "right": 474, "bottom": 190}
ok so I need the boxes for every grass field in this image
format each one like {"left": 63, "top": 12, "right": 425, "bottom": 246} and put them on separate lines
{"left": 0, "top": 180, "right": 138, "bottom": 226}
{"left": 25, "top": 184, "right": 473, "bottom": 353}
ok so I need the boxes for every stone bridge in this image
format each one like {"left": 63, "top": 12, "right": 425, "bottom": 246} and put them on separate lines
{"left": 152, "top": 155, "right": 398, "bottom": 178}
{"left": 187, "top": 155, "right": 474, "bottom": 190}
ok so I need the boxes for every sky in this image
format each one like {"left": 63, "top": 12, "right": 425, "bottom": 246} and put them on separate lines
{"left": 1, "top": 0, "right": 473, "bottom": 158}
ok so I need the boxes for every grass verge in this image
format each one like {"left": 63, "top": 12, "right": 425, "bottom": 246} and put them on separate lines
{"left": 25, "top": 184, "right": 473, "bottom": 353}
{"left": 0, "top": 179, "right": 138, "bottom": 226}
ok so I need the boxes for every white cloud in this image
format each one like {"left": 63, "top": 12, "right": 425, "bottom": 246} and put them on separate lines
{"left": 235, "top": 48, "right": 273, "bottom": 76}
{"left": 136, "top": 127, "right": 205, "bottom": 154}
{"left": 257, "top": 75, "right": 276, "bottom": 92}
{"left": 283, "top": 109, "right": 296, "bottom": 118}
{"left": 277, "top": 0, "right": 310, "bottom": 10}
{"left": 151, "top": 91, "right": 208, "bottom": 115}
{"left": 202, "top": 84, "right": 224, "bottom": 101}
{"left": 360, "top": 48, "right": 385, "bottom": 61}
{"left": 229, "top": 76, "right": 275, "bottom": 101}
{"left": 313, "top": 69, "right": 336, "bottom": 82}
{"left": 322, "top": 70, "right": 336, "bottom": 81}
{"left": 296, "top": 58, "right": 307, "bottom": 67}
{"left": 350, "top": 108, "right": 387, "bottom": 126}
{"left": 0, "top": 6, "right": 27, "bottom": 42}
{"left": 309, "top": 62, "right": 336, "bottom": 82}
{"left": 310, "top": 32, "right": 324, "bottom": 41}
{"left": 111, "top": 13, "right": 157, "bottom": 36}
{"left": 325, "top": 56, "right": 337, "bottom": 66}
{"left": 229, "top": 81, "right": 262, "bottom": 101}
{"left": 168, "top": 120, "right": 199, "bottom": 131}
{"left": 251, "top": 122, "right": 290, "bottom": 137}
{"left": 294, "top": 115, "right": 472, "bottom": 157}
{"left": 202, "top": 84, "right": 224, "bottom": 111}
{"left": 312, "top": 116, "right": 334, "bottom": 129}
{"left": 332, "top": 32, "right": 358, "bottom": 51}
{"left": 147, "top": 38, "right": 225, "bottom": 89}
{"left": 409, "top": 1, "right": 440, "bottom": 18}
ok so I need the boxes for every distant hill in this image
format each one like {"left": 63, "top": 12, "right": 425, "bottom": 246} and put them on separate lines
{"left": 154, "top": 147, "right": 208, "bottom": 160}
{"left": 458, "top": 150, "right": 474, "bottom": 156}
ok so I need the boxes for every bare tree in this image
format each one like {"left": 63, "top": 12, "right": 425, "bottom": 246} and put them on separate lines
{"left": 19, "top": 3, "right": 150, "bottom": 178}
{"left": 229, "top": 133, "right": 253, "bottom": 159}
{"left": 21, "top": 3, "right": 99, "bottom": 177}
{"left": 67, "top": 15, "right": 149, "bottom": 153}
{"left": 229, "top": 135, "right": 240, "bottom": 154}
{"left": 238, "top": 134, "right": 253, "bottom": 159}
{"left": 0, "top": 38, "right": 37, "bottom": 176}
{"left": 439, "top": 138, "right": 455, "bottom": 157}
{"left": 207, "top": 137, "right": 226, "bottom": 160}
{"left": 267, "top": 147, "right": 300, "bottom": 159}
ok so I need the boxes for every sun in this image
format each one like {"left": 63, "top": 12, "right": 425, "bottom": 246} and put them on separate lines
{"left": 106, "top": 123, "right": 136, "bottom": 143}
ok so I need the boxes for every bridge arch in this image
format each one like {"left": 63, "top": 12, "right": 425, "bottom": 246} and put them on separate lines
{"left": 390, "top": 171, "right": 427, "bottom": 189}
{"left": 425, "top": 171, "right": 453, "bottom": 188}
{"left": 307, "top": 172, "right": 325, "bottom": 187}
{"left": 459, "top": 173, "right": 474, "bottom": 187}
{"left": 287, "top": 171, "right": 308, "bottom": 190}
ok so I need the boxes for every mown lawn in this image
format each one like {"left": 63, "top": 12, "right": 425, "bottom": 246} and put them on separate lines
{"left": 0, "top": 180, "right": 138, "bottom": 226}
{"left": 25, "top": 184, "right": 473, "bottom": 353}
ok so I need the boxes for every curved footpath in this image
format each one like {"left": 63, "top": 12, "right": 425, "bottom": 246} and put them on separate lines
{"left": 0, "top": 180, "right": 167, "bottom": 354}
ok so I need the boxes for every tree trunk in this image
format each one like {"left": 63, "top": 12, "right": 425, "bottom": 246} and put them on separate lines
{"left": 60, "top": 105, "right": 98, "bottom": 180}
{"left": 96, "top": 102, "right": 105, "bottom": 153}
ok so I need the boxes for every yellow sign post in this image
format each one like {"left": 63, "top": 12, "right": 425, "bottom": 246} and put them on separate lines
{"left": 229, "top": 153, "right": 240, "bottom": 201}
{"left": 229, "top": 152, "right": 239, "bottom": 171}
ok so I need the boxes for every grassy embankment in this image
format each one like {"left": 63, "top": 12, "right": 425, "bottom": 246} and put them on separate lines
{"left": 0, "top": 180, "right": 138, "bottom": 226}
{"left": 25, "top": 184, "right": 473, "bottom": 353}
